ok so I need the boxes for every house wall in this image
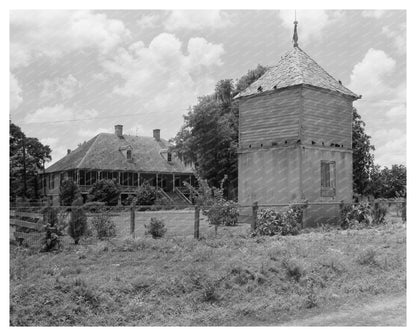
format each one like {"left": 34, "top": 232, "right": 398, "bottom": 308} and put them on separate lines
{"left": 238, "top": 146, "right": 301, "bottom": 205}
{"left": 301, "top": 87, "right": 353, "bottom": 148}
{"left": 301, "top": 145, "right": 353, "bottom": 227}
{"left": 238, "top": 87, "right": 301, "bottom": 148}
{"left": 301, "top": 146, "right": 353, "bottom": 202}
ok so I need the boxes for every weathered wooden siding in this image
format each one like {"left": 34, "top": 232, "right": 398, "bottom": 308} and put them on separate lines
{"left": 238, "top": 146, "right": 301, "bottom": 205}
{"left": 301, "top": 88, "right": 353, "bottom": 148}
{"left": 239, "top": 88, "right": 301, "bottom": 148}
{"left": 301, "top": 146, "right": 353, "bottom": 202}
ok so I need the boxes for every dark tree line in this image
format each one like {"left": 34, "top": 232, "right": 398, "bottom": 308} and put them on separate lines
{"left": 10, "top": 123, "right": 51, "bottom": 201}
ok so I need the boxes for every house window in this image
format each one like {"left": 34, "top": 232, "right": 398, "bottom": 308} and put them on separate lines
{"left": 321, "top": 161, "right": 336, "bottom": 197}
{"left": 167, "top": 152, "right": 172, "bottom": 162}
{"left": 127, "top": 150, "right": 132, "bottom": 160}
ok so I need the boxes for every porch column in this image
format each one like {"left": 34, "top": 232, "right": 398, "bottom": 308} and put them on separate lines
{"left": 173, "top": 173, "right": 176, "bottom": 192}
{"left": 137, "top": 172, "right": 140, "bottom": 187}
{"left": 156, "top": 173, "right": 159, "bottom": 191}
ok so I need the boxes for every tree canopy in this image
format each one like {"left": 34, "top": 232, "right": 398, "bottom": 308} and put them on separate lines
{"left": 171, "top": 65, "right": 267, "bottom": 199}
{"left": 369, "top": 164, "right": 406, "bottom": 199}
{"left": 352, "top": 108, "right": 376, "bottom": 195}
{"left": 10, "top": 123, "right": 52, "bottom": 200}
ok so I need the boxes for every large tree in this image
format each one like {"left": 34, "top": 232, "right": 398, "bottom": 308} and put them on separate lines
{"left": 352, "top": 108, "right": 375, "bottom": 195}
{"left": 172, "top": 65, "right": 267, "bottom": 199}
{"left": 10, "top": 123, "right": 52, "bottom": 200}
{"left": 369, "top": 164, "right": 406, "bottom": 199}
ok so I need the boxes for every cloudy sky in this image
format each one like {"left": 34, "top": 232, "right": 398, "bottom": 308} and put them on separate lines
{"left": 10, "top": 9, "right": 406, "bottom": 168}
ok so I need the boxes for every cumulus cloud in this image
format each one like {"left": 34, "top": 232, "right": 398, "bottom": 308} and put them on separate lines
{"left": 278, "top": 10, "right": 340, "bottom": 43}
{"left": 10, "top": 73, "right": 23, "bottom": 110}
{"left": 372, "top": 128, "right": 406, "bottom": 167}
{"left": 102, "top": 33, "right": 224, "bottom": 97}
{"left": 24, "top": 104, "right": 98, "bottom": 123}
{"left": 10, "top": 10, "right": 131, "bottom": 69}
{"left": 40, "top": 74, "right": 81, "bottom": 102}
{"left": 164, "top": 10, "right": 232, "bottom": 31}
{"left": 349, "top": 48, "right": 396, "bottom": 99}
{"left": 100, "top": 33, "right": 224, "bottom": 136}
{"left": 349, "top": 48, "right": 406, "bottom": 167}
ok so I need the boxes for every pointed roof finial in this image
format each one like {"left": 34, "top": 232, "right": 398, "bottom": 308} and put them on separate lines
{"left": 293, "top": 11, "right": 299, "bottom": 48}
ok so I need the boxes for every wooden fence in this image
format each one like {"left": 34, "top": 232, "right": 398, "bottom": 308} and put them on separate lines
{"left": 10, "top": 210, "right": 45, "bottom": 245}
{"left": 9, "top": 199, "right": 405, "bottom": 245}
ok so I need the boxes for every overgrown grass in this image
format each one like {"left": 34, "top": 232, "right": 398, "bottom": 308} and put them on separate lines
{"left": 10, "top": 222, "right": 406, "bottom": 326}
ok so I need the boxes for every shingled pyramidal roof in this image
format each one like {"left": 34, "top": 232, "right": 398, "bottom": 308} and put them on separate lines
{"left": 235, "top": 46, "right": 359, "bottom": 99}
{"left": 45, "top": 132, "right": 193, "bottom": 174}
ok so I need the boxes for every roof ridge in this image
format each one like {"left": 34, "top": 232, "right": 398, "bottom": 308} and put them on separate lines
{"left": 77, "top": 134, "right": 101, "bottom": 169}
{"left": 294, "top": 47, "right": 306, "bottom": 83}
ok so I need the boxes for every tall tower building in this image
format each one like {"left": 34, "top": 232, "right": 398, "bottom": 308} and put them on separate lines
{"left": 235, "top": 21, "right": 360, "bottom": 225}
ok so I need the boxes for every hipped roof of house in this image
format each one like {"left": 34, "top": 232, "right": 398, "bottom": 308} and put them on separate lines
{"left": 45, "top": 133, "right": 193, "bottom": 174}
{"left": 235, "top": 46, "right": 359, "bottom": 99}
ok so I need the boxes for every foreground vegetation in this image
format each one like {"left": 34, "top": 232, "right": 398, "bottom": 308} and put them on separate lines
{"left": 10, "top": 220, "right": 406, "bottom": 326}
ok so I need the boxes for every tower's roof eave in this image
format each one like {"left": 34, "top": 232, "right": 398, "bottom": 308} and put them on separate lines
{"left": 234, "top": 46, "right": 360, "bottom": 100}
{"left": 235, "top": 83, "right": 360, "bottom": 101}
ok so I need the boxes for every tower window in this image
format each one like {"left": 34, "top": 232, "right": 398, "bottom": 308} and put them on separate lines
{"left": 321, "top": 161, "right": 336, "bottom": 197}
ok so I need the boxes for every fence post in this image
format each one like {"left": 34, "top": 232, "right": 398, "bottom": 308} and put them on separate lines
{"left": 194, "top": 205, "right": 200, "bottom": 239}
{"left": 251, "top": 201, "right": 258, "bottom": 232}
{"left": 130, "top": 204, "right": 135, "bottom": 239}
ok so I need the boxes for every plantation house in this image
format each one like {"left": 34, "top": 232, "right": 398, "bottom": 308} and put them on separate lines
{"left": 235, "top": 21, "right": 360, "bottom": 225}
{"left": 40, "top": 125, "right": 195, "bottom": 205}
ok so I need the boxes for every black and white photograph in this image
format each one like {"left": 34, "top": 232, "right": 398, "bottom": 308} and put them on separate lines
{"left": 7, "top": 4, "right": 408, "bottom": 328}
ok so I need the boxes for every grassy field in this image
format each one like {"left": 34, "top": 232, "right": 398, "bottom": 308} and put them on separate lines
{"left": 9, "top": 221, "right": 406, "bottom": 326}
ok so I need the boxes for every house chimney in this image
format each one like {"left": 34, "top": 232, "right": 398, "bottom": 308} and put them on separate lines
{"left": 67, "top": 149, "right": 71, "bottom": 155}
{"left": 153, "top": 129, "right": 161, "bottom": 141}
{"left": 115, "top": 125, "right": 123, "bottom": 137}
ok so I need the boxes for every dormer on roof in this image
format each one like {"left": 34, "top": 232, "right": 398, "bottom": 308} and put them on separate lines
{"left": 119, "top": 144, "right": 133, "bottom": 162}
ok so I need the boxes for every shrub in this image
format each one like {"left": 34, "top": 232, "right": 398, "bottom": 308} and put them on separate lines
{"left": 338, "top": 202, "right": 372, "bottom": 229}
{"left": 68, "top": 197, "right": 87, "bottom": 244}
{"left": 40, "top": 206, "right": 63, "bottom": 252}
{"left": 88, "top": 179, "right": 121, "bottom": 205}
{"left": 372, "top": 201, "right": 388, "bottom": 225}
{"left": 91, "top": 211, "right": 116, "bottom": 240}
{"left": 144, "top": 217, "right": 167, "bottom": 239}
{"left": 59, "top": 179, "right": 80, "bottom": 206}
{"left": 184, "top": 174, "right": 239, "bottom": 231}
{"left": 253, "top": 204, "right": 305, "bottom": 236}
{"left": 136, "top": 181, "right": 157, "bottom": 206}
{"left": 205, "top": 200, "right": 239, "bottom": 228}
